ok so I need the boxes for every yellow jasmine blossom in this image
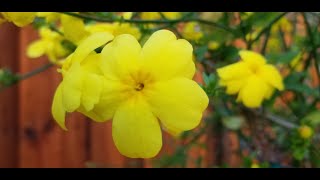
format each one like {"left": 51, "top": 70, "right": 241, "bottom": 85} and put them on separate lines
{"left": 27, "top": 27, "right": 71, "bottom": 63}
{"left": 86, "top": 22, "right": 141, "bottom": 40}
{"left": 36, "top": 12, "right": 60, "bottom": 23}
{"left": 52, "top": 32, "right": 114, "bottom": 129}
{"left": 140, "top": 12, "right": 181, "bottom": 20}
{"left": 181, "top": 22, "right": 203, "bottom": 42}
{"left": 217, "top": 50, "right": 284, "bottom": 108}
{"left": 251, "top": 163, "right": 260, "bottom": 168}
{"left": 298, "top": 125, "right": 313, "bottom": 139}
{"left": 1, "top": 12, "right": 36, "bottom": 27}
{"left": 60, "top": 14, "right": 89, "bottom": 45}
{"left": 271, "top": 17, "right": 293, "bottom": 35}
{"left": 52, "top": 30, "right": 209, "bottom": 158}
{"left": 200, "top": 12, "right": 223, "bottom": 21}
{"left": 208, "top": 41, "right": 220, "bottom": 50}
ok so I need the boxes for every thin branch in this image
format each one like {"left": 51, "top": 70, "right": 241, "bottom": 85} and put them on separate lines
{"left": 0, "top": 63, "right": 54, "bottom": 92}
{"left": 265, "top": 112, "right": 298, "bottom": 129}
{"left": 60, "top": 12, "right": 237, "bottom": 35}
{"left": 249, "top": 12, "right": 288, "bottom": 47}
{"left": 18, "top": 63, "right": 54, "bottom": 81}
{"left": 261, "top": 27, "right": 271, "bottom": 55}
{"left": 302, "top": 12, "right": 320, "bottom": 95}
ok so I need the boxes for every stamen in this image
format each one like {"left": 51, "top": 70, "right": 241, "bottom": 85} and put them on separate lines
{"left": 134, "top": 83, "right": 144, "bottom": 91}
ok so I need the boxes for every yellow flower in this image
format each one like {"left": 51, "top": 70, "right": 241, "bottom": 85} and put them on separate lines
{"left": 60, "top": 14, "right": 89, "bottom": 45}
{"left": 27, "top": 27, "right": 71, "bottom": 63}
{"left": 86, "top": 22, "right": 141, "bottom": 40}
{"left": 298, "top": 125, "right": 313, "bottom": 139}
{"left": 36, "top": 12, "right": 60, "bottom": 23}
{"left": 1, "top": 12, "right": 36, "bottom": 27}
{"left": 200, "top": 12, "right": 223, "bottom": 21}
{"left": 271, "top": 17, "right": 293, "bottom": 35}
{"left": 217, "top": 50, "right": 284, "bottom": 108}
{"left": 140, "top": 12, "right": 181, "bottom": 20}
{"left": 52, "top": 30, "right": 209, "bottom": 158}
{"left": 251, "top": 163, "right": 260, "bottom": 168}
{"left": 181, "top": 22, "right": 203, "bottom": 42}
{"left": 52, "top": 32, "right": 114, "bottom": 129}
{"left": 208, "top": 41, "right": 220, "bottom": 50}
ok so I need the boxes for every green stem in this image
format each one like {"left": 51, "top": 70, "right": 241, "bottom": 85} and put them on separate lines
{"left": 60, "top": 12, "right": 236, "bottom": 35}
{"left": 0, "top": 63, "right": 54, "bottom": 93}
{"left": 17, "top": 63, "right": 54, "bottom": 81}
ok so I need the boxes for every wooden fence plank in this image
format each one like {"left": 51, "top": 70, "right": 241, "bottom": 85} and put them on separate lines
{"left": 89, "top": 121, "right": 127, "bottom": 168}
{"left": 0, "top": 23, "right": 19, "bottom": 168}
{"left": 18, "top": 26, "right": 89, "bottom": 167}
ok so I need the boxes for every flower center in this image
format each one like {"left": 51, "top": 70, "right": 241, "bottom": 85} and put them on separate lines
{"left": 134, "top": 83, "right": 144, "bottom": 91}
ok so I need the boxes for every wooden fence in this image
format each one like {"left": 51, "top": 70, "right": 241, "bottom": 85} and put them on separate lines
{"left": 0, "top": 23, "right": 240, "bottom": 168}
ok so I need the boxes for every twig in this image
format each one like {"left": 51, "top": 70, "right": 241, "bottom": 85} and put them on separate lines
{"left": 249, "top": 12, "right": 288, "bottom": 47}
{"left": 0, "top": 63, "right": 54, "bottom": 93}
{"left": 302, "top": 12, "right": 320, "bottom": 95}
{"left": 60, "top": 12, "right": 237, "bottom": 35}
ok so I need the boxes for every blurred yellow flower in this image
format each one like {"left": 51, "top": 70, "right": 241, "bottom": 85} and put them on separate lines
{"left": 86, "top": 22, "right": 141, "bottom": 40}
{"left": 140, "top": 12, "right": 181, "bottom": 20}
{"left": 298, "top": 125, "right": 313, "bottom": 139}
{"left": 182, "top": 22, "right": 203, "bottom": 42}
{"left": 52, "top": 30, "right": 209, "bottom": 158}
{"left": 27, "top": 27, "right": 71, "bottom": 63}
{"left": 60, "top": 14, "right": 89, "bottom": 45}
{"left": 1, "top": 12, "right": 36, "bottom": 27}
{"left": 271, "top": 17, "right": 293, "bottom": 35}
{"left": 251, "top": 163, "right": 260, "bottom": 168}
{"left": 208, "top": 41, "right": 220, "bottom": 50}
{"left": 36, "top": 12, "right": 60, "bottom": 23}
{"left": 217, "top": 50, "right": 284, "bottom": 108}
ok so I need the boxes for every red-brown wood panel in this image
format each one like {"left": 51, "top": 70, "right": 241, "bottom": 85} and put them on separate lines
{"left": 0, "top": 23, "right": 19, "bottom": 168}
{"left": 18, "top": 26, "right": 89, "bottom": 167}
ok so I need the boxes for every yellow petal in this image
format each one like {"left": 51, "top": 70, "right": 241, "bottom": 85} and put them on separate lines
{"left": 217, "top": 61, "right": 252, "bottom": 81}
{"left": 61, "top": 63, "right": 83, "bottom": 112}
{"left": 141, "top": 30, "right": 195, "bottom": 80}
{"left": 72, "top": 32, "right": 114, "bottom": 64}
{"left": 61, "top": 14, "right": 89, "bottom": 44}
{"left": 79, "top": 79, "right": 129, "bottom": 122}
{"left": 81, "top": 53, "right": 103, "bottom": 74}
{"left": 112, "top": 97, "right": 162, "bottom": 158}
{"left": 239, "top": 50, "right": 266, "bottom": 67}
{"left": 259, "top": 64, "right": 284, "bottom": 90}
{"left": 1, "top": 12, "right": 36, "bottom": 27}
{"left": 27, "top": 40, "right": 46, "bottom": 58}
{"left": 146, "top": 78, "right": 209, "bottom": 132}
{"left": 81, "top": 73, "right": 103, "bottom": 111}
{"left": 224, "top": 78, "right": 248, "bottom": 95}
{"left": 51, "top": 83, "right": 67, "bottom": 130}
{"left": 264, "top": 84, "right": 275, "bottom": 99}
{"left": 100, "top": 34, "right": 141, "bottom": 80}
{"left": 123, "top": 12, "right": 133, "bottom": 19}
{"left": 238, "top": 75, "right": 268, "bottom": 108}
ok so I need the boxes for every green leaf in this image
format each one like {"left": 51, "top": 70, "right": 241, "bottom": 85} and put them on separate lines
{"left": 302, "top": 110, "right": 320, "bottom": 126}
{"left": 194, "top": 45, "right": 208, "bottom": 62}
